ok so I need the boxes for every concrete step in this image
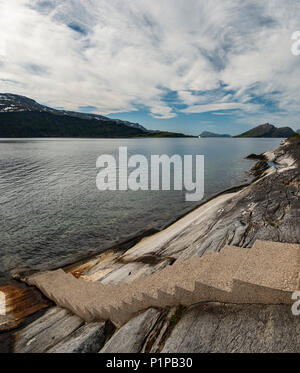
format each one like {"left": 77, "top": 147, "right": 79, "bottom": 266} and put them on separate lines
{"left": 171, "top": 252, "right": 217, "bottom": 305}
{"left": 25, "top": 241, "right": 300, "bottom": 326}
{"left": 232, "top": 240, "right": 300, "bottom": 304}
{"left": 115, "top": 262, "right": 179, "bottom": 309}
{"left": 178, "top": 246, "right": 247, "bottom": 305}
{"left": 105, "top": 300, "right": 134, "bottom": 326}
{"left": 199, "top": 245, "right": 249, "bottom": 302}
{"left": 127, "top": 253, "right": 216, "bottom": 308}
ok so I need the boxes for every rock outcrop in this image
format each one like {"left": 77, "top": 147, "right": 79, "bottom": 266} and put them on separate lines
{"left": 4, "top": 137, "right": 300, "bottom": 353}
{"left": 24, "top": 241, "right": 300, "bottom": 327}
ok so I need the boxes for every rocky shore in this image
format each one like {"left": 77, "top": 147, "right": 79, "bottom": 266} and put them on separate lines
{"left": 0, "top": 137, "right": 299, "bottom": 353}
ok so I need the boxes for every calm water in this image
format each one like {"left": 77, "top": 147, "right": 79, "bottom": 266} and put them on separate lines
{"left": 0, "top": 138, "right": 281, "bottom": 283}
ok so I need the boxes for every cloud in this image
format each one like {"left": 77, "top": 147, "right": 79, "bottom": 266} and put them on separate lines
{"left": 212, "top": 112, "right": 232, "bottom": 116}
{"left": 0, "top": 0, "right": 300, "bottom": 125}
{"left": 181, "top": 102, "right": 259, "bottom": 114}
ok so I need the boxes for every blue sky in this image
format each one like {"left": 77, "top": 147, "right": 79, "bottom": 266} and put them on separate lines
{"left": 0, "top": 0, "right": 300, "bottom": 135}
{"left": 107, "top": 109, "right": 249, "bottom": 136}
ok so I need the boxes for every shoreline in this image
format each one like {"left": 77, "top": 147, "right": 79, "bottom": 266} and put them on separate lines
{"left": 58, "top": 138, "right": 299, "bottom": 276}
{"left": 3, "top": 139, "right": 296, "bottom": 310}
{"left": 1, "top": 183, "right": 248, "bottom": 334}
{"left": 1, "top": 137, "right": 299, "bottom": 351}
{"left": 9, "top": 181, "right": 251, "bottom": 283}
{"left": 0, "top": 180, "right": 252, "bottom": 334}
{"left": 1, "top": 138, "right": 283, "bottom": 285}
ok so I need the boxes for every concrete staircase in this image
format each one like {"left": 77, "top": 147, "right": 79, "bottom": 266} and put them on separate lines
{"left": 26, "top": 241, "right": 300, "bottom": 326}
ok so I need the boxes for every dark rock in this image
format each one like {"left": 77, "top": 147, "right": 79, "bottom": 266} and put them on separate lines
{"left": 10, "top": 267, "right": 40, "bottom": 282}
{"left": 249, "top": 160, "right": 269, "bottom": 178}
{"left": 0, "top": 332, "right": 14, "bottom": 353}
{"left": 245, "top": 153, "right": 266, "bottom": 160}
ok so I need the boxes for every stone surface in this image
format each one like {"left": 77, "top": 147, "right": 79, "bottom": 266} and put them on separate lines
{"left": 233, "top": 240, "right": 300, "bottom": 304}
{"left": 14, "top": 307, "right": 84, "bottom": 353}
{"left": 249, "top": 160, "right": 269, "bottom": 178}
{"left": 245, "top": 153, "right": 266, "bottom": 160}
{"left": 48, "top": 322, "right": 108, "bottom": 353}
{"left": 100, "top": 260, "right": 170, "bottom": 285}
{"left": 162, "top": 303, "right": 300, "bottom": 353}
{"left": 120, "top": 192, "right": 238, "bottom": 261}
{"left": 99, "top": 308, "right": 160, "bottom": 353}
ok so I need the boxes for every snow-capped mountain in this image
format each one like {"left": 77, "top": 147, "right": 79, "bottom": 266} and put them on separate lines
{"left": 0, "top": 93, "right": 147, "bottom": 131}
{"left": 0, "top": 93, "right": 55, "bottom": 113}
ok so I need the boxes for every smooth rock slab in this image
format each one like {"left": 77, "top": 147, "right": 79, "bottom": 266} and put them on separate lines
{"left": 99, "top": 308, "right": 160, "bottom": 353}
{"left": 14, "top": 307, "right": 84, "bottom": 353}
{"left": 162, "top": 303, "right": 300, "bottom": 353}
{"left": 48, "top": 322, "right": 107, "bottom": 353}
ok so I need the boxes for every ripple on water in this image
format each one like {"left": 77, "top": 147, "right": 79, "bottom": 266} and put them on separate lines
{"left": 0, "top": 138, "right": 282, "bottom": 284}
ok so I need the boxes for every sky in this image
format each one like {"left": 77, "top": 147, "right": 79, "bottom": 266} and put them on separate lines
{"left": 0, "top": 0, "right": 299, "bottom": 135}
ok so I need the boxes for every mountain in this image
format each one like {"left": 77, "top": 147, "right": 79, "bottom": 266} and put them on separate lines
{"left": 0, "top": 111, "right": 148, "bottom": 138}
{"left": 0, "top": 93, "right": 146, "bottom": 130}
{"left": 296, "top": 129, "right": 300, "bottom": 134}
{"left": 235, "top": 123, "right": 296, "bottom": 138}
{"left": 0, "top": 93, "right": 147, "bottom": 131}
{"left": 0, "top": 93, "right": 189, "bottom": 138}
{"left": 199, "top": 131, "right": 231, "bottom": 138}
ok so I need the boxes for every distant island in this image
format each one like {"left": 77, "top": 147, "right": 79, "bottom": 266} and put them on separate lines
{"left": 199, "top": 123, "right": 298, "bottom": 139}
{"left": 0, "top": 94, "right": 191, "bottom": 138}
{"left": 234, "top": 123, "right": 296, "bottom": 138}
{"left": 199, "top": 131, "right": 231, "bottom": 138}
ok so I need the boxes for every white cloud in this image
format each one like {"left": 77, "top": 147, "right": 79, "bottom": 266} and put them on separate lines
{"left": 0, "top": 0, "right": 299, "bottom": 125}
{"left": 181, "top": 102, "right": 260, "bottom": 114}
